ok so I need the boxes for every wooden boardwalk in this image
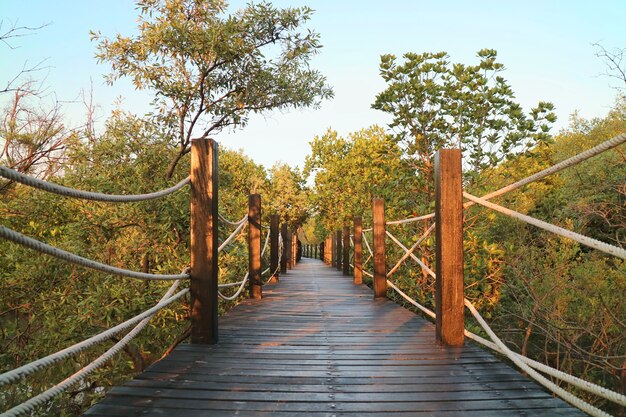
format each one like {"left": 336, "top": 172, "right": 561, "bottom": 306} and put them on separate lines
{"left": 86, "top": 258, "right": 584, "bottom": 416}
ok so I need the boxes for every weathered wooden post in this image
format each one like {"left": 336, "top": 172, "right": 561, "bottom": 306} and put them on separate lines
{"left": 280, "top": 223, "right": 288, "bottom": 274}
{"left": 292, "top": 232, "right": 298, "bottom": 265}
{"left": 327, "top": 235, "right": 333, "bottom": 264}
{"left": 286, "top": 230, "right": 293, "bottom": 270}
{"left": 248, "top": 194, "right": 262, "bottom": 299}
{"left": 342, "top": 225, "right": 350, "bottom": 276}
{"left": 314, "top": 244, "right": 318, "bottom": 260}
{"left": 336, "top": 230, "right": 342, "bottom": 271}
{"left": 270, "top": 214, "right": 279, "bottom": 282}
{"left": 330, "top": 234, "right": 336, "bottom": 267}
{"left": 435, "top": 149, "right": 464, "bottom": 347}
{"left": 353, "top": 216, "right": 362, "bottom": 285}
{"left": 373, "top": 198, "right": 386, "bottom": 298}
{"left": 190, "top": 138, "right": 218, "bottom": 344}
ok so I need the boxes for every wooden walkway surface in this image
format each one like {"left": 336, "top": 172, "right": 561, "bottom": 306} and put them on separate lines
{"left": 86, "top": 258, "right": 584, "bottom": 416}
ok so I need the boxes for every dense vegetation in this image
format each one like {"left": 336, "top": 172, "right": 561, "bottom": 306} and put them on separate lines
{"left": 303, "top": 51, "right": 625, "bottom": 414}
{"left": 1, "top": 0, "right": 624, "bottom": 415}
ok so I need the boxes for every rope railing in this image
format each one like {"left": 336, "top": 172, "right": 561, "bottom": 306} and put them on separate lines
{"left": 0, "top": 275, "right": 188, "bottom": 387}
{"left": 217, "top": 216, "right": 274, "bottom": 297}
{"left": 361, "top": 232, "right": 374, "bottom": 276}
{"left": 381, "top": 132, "right": 626, "bottom": 228}
{"left": 262, "top": 232, "right": 282, "bottom": 284}
{"left": 383, "top": 278, "right": 625, "bottom": 415}
{"left": 370, "top": 135, "right": 626, "bottom": 416}
{"left": 1, "top": 282, "right": 189, "bottom": 417}
{"left": 219, "top": 212, "right": 248, "bottom": 227}
{"left": 475, "top": 132, "right": 626, "bottom": 204}
{"left": 464, "top": 299, "right": 612, "bottom": 417}
{"left": 218, "top": 216, "right": 248, "bottom": 253}
{"left": 386, "top": 225, "right": 435, "bottom": 278}
{"left": 386, "top": 212, "right": 435, "bottom": 225}
{"left": 463, "top": 192, "right": 626, "bottom": 260}
{"left": 218, "top": 272, "right": 249, "bottom": 301}
{"left": 0, "top": 226, "right": 190, "bottom": 280}
{"left": 0, "top": 166, "right": 190, "bottom": 203}
{"left": 261, "top": 227, "right": 271, "bottom": 258}
{"left": 462, "top": 324, "right": 626, "bottom": 408}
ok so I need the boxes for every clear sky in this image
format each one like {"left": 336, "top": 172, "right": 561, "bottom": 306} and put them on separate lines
{"left": 1, "top": 0, "right": 625, "bottom": 169}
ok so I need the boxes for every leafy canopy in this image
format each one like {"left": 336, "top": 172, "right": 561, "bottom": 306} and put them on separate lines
{"left": 92, "top": 0, "right": 333, "bottom": 177}
{"left": 372, "top": 49, "right": 556, "bottom": 183}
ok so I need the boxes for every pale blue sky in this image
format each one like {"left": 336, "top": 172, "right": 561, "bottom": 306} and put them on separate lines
{"left": 1, "top": 1, "right": 625, "bottom": 169}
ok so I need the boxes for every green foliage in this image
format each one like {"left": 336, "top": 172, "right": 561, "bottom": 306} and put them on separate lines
{"left": 372, "top": 49, "right": 556, "bottom": 191}
{"left": 92, "top": 0, "right": 333, "bottom": 177}
{"left": 0, "top": 110, "right": 280, "bottom": 415}
{"left": 470, "top": 99, "right": 626, "bottom": 411}
{"left": 266, "top": 163, "right": 309, "bottom": 230}
{"left": 305, "top": 125, "right": 417, "bottom": 233}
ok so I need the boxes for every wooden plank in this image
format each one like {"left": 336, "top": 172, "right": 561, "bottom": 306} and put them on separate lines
{"left": 189, "top": 138, "right": 218, "bottom": 344}
{"left": 88, "top": 258, "right": 585, "bottom": 416}
{"left": 435, "top": 148, "right": 464, "bottom": 346}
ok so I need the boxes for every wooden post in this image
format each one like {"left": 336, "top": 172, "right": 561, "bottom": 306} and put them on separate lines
{"left": 286, "top": 230, "right": 293, "bottom": 270}
{"left": 435, "top": 149, "right": 464, "bottom": 347}
{"left": 373, "top": 198, "right": 386, "bottom": 298}
{"left": 326, "top": 236, "right": 332, "bottom": 264}
{"left": 280, "top": 223, "right": 288, "bottom": 274}
{"left": 248, "top": 194, "right": 262, "bottom": 299}
{"left": 270, "top": 214, "right": 279, "bottom": 282}
{"left": 330, "top": 234, "right": 336, "bottom": 267}
{"left": 190, "top": 138, "right": 218, "bottom": 344}
{"left": 336, "top": 230, "right": 342, "bottom": 271}
{"left": 353, "top": 216, "right": 362, "bottom": 285}
{"left": 342, "top": 225, "right": 350, "bottom": 276}
{"left": 314, "top": 244, "right": 318, "bottom": 260}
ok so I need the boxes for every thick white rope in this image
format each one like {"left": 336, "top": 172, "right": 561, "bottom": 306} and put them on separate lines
{"left": 218, "top": 272, "right": 249, "bottom": 301}
{"left": 463, "top": 331, "right": 626, "bottom": 408}
{"left": 218, "top": 213, "right": 247, "bottom": 227}
{"left": 464, "top": 299, "right": 610, "bottom": 417}
{"left": 1, "top": 286, "right": 188, "bottom": 417}
{"left": 0, "top": 226, "right": 189, "bottom": 280}
{"left": 380, "top": 133, "right": 626, "bottom": 227}
{"left": 386, "top": 224, "right": 436, "bottom": 278}
{"left": 217, "top": 221, "right": 270, "bottom": 291}
{"left": 0, "top": 166, "right": 190, "bottom": 203}
{"left": 362, "top": 232, "right": 374, "bottom": 257}
{"left": 362, "top": 228, "right": 373, "bottom": 233}
{"left": 384, "top": 282, "right": 626, "bottom": 409}
{"left": 262, "top": 234, "right": 283, "bottom": 284}
{"left": 261, "top": 228, "right": 271, "bottom": 257}
{"left": 386, "top": 230, "right": 436, "bottom": 279}
{"left": 386, "top": 212, "right": 436, "bottom": 225}
{"left": 218, "top": 218, "right": 247, "bottom": 253}
{"left": 362, "top": 270, "right": 373, "bottom": 278}
{"left": 0, "top": 279, "right": 187, "bottom": 386}
{"left": 478, "top": 132, "right": 626, "bottom": 204}
{"left": 218, "top": 279, "right": 246, "bottom": 288}
{"left": 464, "top": 192, "right": 626, "bottom": 260}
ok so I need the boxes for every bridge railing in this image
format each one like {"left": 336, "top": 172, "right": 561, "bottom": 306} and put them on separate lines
{"left": 0, "top": 137, "right": 295, "bottom": 416}
{"left": 328, "top": 133, "right": 626, "bottom": 417}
